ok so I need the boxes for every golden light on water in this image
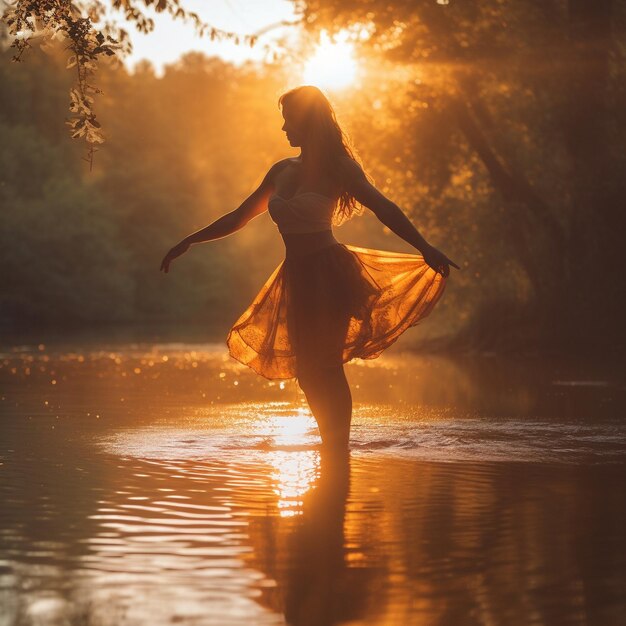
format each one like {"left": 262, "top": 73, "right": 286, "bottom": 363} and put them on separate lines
{"left": 303, "top": 30, "right": 358, "bottom": 91}
{"left": 267, "top": 409, "right": 320, "bottom": 517}
{"left": 270, "top": 450, "right": 319, "bottom": 517}
{"left": 268, "top": 408, "right": 315, "bottom": 446}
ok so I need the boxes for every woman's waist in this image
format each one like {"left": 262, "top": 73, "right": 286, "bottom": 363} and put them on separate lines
{"left": 281, "top": 230, "right": 339, "bottom": 259}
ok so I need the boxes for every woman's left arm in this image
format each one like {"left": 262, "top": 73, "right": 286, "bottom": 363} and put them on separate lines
{"left": 343, "top": 159, "right": 460, "bottom": 276}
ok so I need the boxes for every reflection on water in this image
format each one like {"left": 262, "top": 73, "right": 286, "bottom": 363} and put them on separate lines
{"left": 1, "top": 343, "right": 625, "bottom": 625}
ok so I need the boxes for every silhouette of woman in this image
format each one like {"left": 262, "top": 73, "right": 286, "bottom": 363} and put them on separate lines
{"left": 160, "top": 85, "right": 459, "bottom": 453}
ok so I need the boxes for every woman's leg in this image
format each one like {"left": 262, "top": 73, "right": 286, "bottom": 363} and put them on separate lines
{"left": 298, "top": 364, "right": 352, "bottom": 450}
{"left": 284, "top": 245, "right": 355, "bottom": 450}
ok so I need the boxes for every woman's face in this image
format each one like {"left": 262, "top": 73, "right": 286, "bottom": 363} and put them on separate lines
{"left": 281, "top": 104, "right": 304, "bottom": 147}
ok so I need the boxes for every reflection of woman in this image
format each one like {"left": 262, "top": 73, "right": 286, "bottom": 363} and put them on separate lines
{"left": 161, "top": 85, "right": 458, "bottom": 452}
{"left": 283, "top": 454, "right": 355, "bottom": 626}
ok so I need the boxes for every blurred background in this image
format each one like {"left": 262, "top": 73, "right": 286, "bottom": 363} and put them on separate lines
{"left": 2, "top": 5, "right": 626, "bottom": 625}
{"left": 1, "top": 0, "right": 625, "bottom": 355}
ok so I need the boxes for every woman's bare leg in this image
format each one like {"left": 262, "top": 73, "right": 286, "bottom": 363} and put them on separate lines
{"left": 298, "top": 365, "right": 352, "bottom": 451}
{"left": 287, "top": 255, "right": 354, "bottom": 450}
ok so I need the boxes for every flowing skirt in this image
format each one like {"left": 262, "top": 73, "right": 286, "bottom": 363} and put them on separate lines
{"left": 226, "top": 241, "right": 447, "bottom": 381}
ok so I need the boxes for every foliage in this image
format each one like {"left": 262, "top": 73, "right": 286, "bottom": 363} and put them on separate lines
{"left": 2, "top": 0, "right": 625, "bottom": 353}
{"left": 0, "top": 0, "right": 284, "bottom": 167}
{"left": 0, "top": 47, "right": 290, "bottom": 331}
{"left": 293, "top": 0, "right": 626, "bottom": 351}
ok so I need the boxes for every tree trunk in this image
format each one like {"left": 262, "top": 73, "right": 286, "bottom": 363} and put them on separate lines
{"left": 565, "top": 0, "right": 620, "bottom": 347}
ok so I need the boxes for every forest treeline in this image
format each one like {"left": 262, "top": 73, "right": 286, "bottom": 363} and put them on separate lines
{"left": 1, "top": 0, "right": 625, "bottom": 354}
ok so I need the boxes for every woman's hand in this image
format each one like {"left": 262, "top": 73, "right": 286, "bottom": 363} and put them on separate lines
{"left": 421, "top": 244, "right": 460, "bottom": 278}
{"left": 160, "top": 240, "right": 190, "bottom": 274}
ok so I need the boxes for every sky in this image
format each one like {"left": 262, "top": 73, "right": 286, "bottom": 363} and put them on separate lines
{"left": 114, "top": 0, "right": 299, "bottom": 74}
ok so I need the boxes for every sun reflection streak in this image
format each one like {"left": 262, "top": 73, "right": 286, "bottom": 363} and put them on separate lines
{"left": 268, "top": 450, "right": 319, "bottom": 517}
{"left": 267, "top": 408, "right": 316, "bottom": 447}
{"left": 265, "top": 409, "right": 320, "bottom": 517}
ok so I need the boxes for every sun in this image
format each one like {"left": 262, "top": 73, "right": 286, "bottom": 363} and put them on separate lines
{"left": 303, "top": 30, "right": 358, "bottom": 91}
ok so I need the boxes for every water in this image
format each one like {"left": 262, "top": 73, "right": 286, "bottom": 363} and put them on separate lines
{"left": 1, "top": 342, "right": 625, "bottom": 625}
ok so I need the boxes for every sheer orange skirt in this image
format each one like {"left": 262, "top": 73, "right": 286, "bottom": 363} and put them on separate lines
{"left": 226, "top": 238, "right": 447, "bottom": 381}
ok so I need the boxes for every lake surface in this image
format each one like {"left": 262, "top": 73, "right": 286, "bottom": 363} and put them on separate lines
{"left": 1, "top": 340, "right": 625, "bottom": 625}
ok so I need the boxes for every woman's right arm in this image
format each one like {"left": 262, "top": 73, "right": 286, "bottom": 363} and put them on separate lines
{"left": 160, "top": 160, "right": 288, "bottom": 273}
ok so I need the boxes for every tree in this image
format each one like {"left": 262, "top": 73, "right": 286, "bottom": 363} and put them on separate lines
{"left": 1, "top": 0, "right": 294, "bottom": 166}
{"left": 295, "top": 0, "right": 626, "bottom": 350}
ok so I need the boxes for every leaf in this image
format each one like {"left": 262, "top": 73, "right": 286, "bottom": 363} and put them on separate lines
{"left": 71, "top": 125, "right": 87, "bottom": 138}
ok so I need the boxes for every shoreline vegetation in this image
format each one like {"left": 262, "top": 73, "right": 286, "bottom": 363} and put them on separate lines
{"left": 2, "top": 32, "right": 625, "bottom": 356}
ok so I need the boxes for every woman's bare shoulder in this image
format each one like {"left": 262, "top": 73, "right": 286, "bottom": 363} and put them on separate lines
{"left": 256, "top": 158, "right": 292, "bottom": 188}
{"left": 339, "top": 156, "right": 367, "bottom": 182}
{"left": 267, "top": 157, "right": 297, "bottom": 177}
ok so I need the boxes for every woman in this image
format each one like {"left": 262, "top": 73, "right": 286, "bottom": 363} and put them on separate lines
{"left": 160, "top": 85, "right": 459, "bottom": 453}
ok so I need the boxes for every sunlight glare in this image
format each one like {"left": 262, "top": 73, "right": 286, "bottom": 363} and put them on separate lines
{"left": 269, "top": 408, "right": 316, "bottom": 447}
{"left": 266, "top": 408, "right": 319, "bottom": 517}
{"left": 269, "top": 450, "right": 319, "bottom": 517}
{"left": 303, "top": 30, "right": 358, "bottom": 91}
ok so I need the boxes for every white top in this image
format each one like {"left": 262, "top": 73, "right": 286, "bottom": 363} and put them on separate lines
{"left": 268, "top": 191, "right": 335, "bottom": 234}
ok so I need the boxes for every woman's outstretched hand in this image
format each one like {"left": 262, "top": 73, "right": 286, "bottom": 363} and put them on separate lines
{"left": 160, "top": 240, "right": 190, "bottom": 274}
{"left": 422, "top": 244, "right": 460, "bottom": 278}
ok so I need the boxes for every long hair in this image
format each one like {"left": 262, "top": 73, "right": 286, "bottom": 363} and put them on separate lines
{"left": 278, "top": 85, "right": 370, "bottom": 226}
